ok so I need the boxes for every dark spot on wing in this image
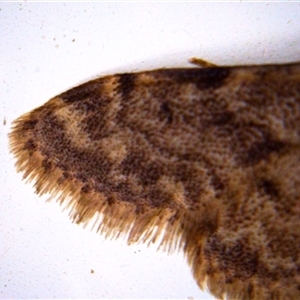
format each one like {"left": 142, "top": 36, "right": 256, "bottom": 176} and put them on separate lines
{"left": 244, "top": 137, "right": 287, "bottom": 165}
{"left": 258, "top": 179, "right": 279, "bottom": 198}
{"left": 210, "top": 111, "right": 235, "bottom": 126}
{"left": 42, "top": 158, "right": 54, "bottom": 172}
{"left": 22, "top": 119, "right": 38, "bottom": 131}
{"left": 23, "top": 138, "right": 37, "bottom": 155}
{"left": 159, "top": 67, "right": 230, "bottom": 90}
{"left": 59, "top": 80, "right": 103, "bottom": 105}
{"left": 148, "top": 187, "right": 173, "bottom": 208}
{"left": 117, "top": 73, "right": 136, "bottom": 99}
{"left": 158, "top": 102, "right": 173, "bottom": 124}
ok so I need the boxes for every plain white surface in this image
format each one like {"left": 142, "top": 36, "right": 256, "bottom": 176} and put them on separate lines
{"left": 1, "top": 2, "right": 300, "bottom": 299}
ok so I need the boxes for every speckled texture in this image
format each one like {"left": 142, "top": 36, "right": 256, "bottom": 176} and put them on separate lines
{"left": 9, "top": 62, "right": 300, "bottom": 300}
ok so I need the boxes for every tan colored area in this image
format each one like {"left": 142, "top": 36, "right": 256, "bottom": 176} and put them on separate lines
{"left": 9, "top": 62, "right": 300, "bottom": 300}
{"left": 100, "top": 136, "right": 127, "bottom": 164}
{"left": 54, "top": 101, "right": 91, "bottom": 149}
{"left": 158, "top": 176, "right": 188, "bottom": 209}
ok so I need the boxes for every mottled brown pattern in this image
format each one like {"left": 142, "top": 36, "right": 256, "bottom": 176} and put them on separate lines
{"left": 9, "top": 61, "right": 300, "bottom": 300}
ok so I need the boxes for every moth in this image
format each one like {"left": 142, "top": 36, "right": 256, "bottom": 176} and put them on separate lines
{"left": 9, "top": 59, "right": 300, "bottom": 300}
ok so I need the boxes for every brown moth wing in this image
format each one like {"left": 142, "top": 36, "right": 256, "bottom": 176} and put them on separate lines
{"left": 9, "top": 63, "right": 300, "bottom": 300}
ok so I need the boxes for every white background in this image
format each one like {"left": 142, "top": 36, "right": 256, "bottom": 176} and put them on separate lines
{"left": 1, "top": 2, "right": 300, "bottom": 299}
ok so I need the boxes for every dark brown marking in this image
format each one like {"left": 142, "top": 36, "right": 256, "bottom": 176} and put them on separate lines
{"left": 117, "top": 73, "right": 136, "bottom": 99}
{"left": 158, "top": 102, "right": 173, "bottom": 124}
{"left": 22, "top": 119, "right": 38, "bottom": 131}
{"left": 59, "top": 80, "right": 103, "bottom": 104}
{"left": 244, "top": 137, "right": 288, "bottom": 165}
{"left": 257, "top": 178, "right": 279, "bottom": 198}
{"left": 23, "top": 138, "right": 37, "bottom": 153}
{"left": 160, "top": 67, "right": 230, "bottom": 90}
